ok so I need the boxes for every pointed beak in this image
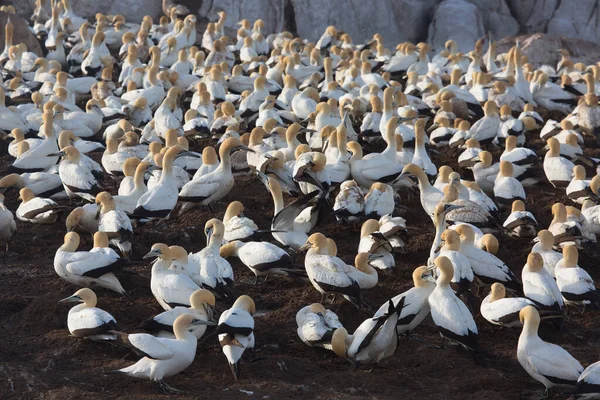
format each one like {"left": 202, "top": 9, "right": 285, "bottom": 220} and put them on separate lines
{"left": 298, "top": 242, "right": 312, "bottom": 251}
{"left": 234, "top": 145, "right": 254, "bottom": 153}
{"left": 47, "top": 151, "right": 65, "bottom": 157}
{"left": 427, "top": 123, "right": 439, "bottom": 133}
{"left": 422, "top": 272, "right": 436, "bottom": 283}
{"left": 446, "top": 204, "right": 465, "bottom": 212}
{"left": 177, "top": 150, "right": 201, "bottom": 159}
{"left": 191, "top": 318, "right": 216, "bottom": 326}
{"left": 205, "top": 226, "right": 214, "bottom": 244}
{"left": 256, "top": 170, "right": 269, "bottom": 186}
{"left": 143, "top": 249, "right": 161, "bottom": 259}
{"left": 58, "top": 294, "right": 82, "bottom": 303}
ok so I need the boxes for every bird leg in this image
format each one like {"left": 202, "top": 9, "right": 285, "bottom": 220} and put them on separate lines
{"left": 573, "top": 303, "right": 587, "bottom": 315}
{"left": 366, "top": 363, "right": 378, "bottom": 373}
{"left": 158, "top": 380, "right": 184, "bottom": 395}
{"left": 530, "top": 387, "right": 549, "bottom": 400}
{"left": 406, "top": 333, "right": 436, "bottom": 347}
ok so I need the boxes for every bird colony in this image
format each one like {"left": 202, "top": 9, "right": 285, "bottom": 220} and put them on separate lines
{"left": 2, "top": 0, "right": 600, "bottom": 397}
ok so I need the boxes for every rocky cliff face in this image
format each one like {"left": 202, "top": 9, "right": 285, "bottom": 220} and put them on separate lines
{"left": 7, "top": 0, "right": 600, "bottom": 52}
{"left": 0, "top": 11, "right": 42, "bottom": 56}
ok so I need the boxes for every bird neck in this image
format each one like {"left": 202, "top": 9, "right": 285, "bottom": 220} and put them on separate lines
{"left": 173, "top": 321, "right": 194, "bottom": 340}
{"left": 431, "top": 217, "right": 447, "bottom": 257}
{"left": 133, "top": 167, "right": 146, "bottom": 190}
{"left": 208, "top": 233, "right": 224, "bottom": 249}
{"left": 356, "top": 261, "right": 377, "bottom": 277}
{"left": 521, "top": 317, "right": 539, "bottom": 338}
{"left": 269, "top": 184, "right": 284, "bottom": 216}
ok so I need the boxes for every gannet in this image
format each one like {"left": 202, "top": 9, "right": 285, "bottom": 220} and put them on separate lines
{"left": 400, "top": 164, "right": 443, "bottom": 217}
{"left": 0, "top": 193, "right": 16, "bottom": 250}
{"left": 378, "top": 214, "right": 408, "bottom": 253}
{"left": 141, "top": 289, "right": 216, "bottom": 339}
{"left": 217, "top": 295, "right": 255, "bottom": 382}
{"left": 51, "top": 146, "right": 101, "bottom": 202}
{"left": 522, "top": 252, "right": 564, "bottom": 313}
{"left": 53, "top": 232, "right": 128, "bottom": 295}
{"left": 96, "top": 192, "right": 133, "bottom": 257}
{"left": 517, "top": 306, "right": 583, "bottom": 396}
{"left": 364, "top": 182, "right": 395, "bottom": 218}
{"left": 437, "top": 229, "right": 477, "bottom": 308}
{"left": 332, "top": 298, "right": 405, "bottom": 368}
{"left": 531, "top": 230, "right": 563, "bottom": 277}
{"left": 494, "top": 161, "right": 526, "bottom": 207}
{"left": 133, "top": 146, "right": 186, "bottom": 220}
{"left": 179, "top": 138, "right": 253, "bottom": 212}
{"left": 10, "top": 112, "right": 59, "bottom": 173}
{"left": 188, "top": 219, "right": 235, "bottom": 299}
{"left": 358, "top": 219, "right": 394, "bottom": 270}
{"left": 258, "top": 173, "right": 316, "bottom": 249}
{"left": 59, "top": 288, "right": 118, "bottom": 341}
{"left": 220, "top": 240, "right": 304, "bottom": 284}
{"left": 544, "top": 137, "right": 575, "bottom": 188}
{"left": 109, "top": 314, "right": 205, "bottom": 394}
{"left": 481, "top": 283, "right": 536, "bottom": 328}
{"left": 574, "top": 361, "right": 600, "bottom": 399}
{"left": 554, "top": 245, "right": 600, "bottom": 309}
{"left": 113, "top": 161, "right": 149, "bottom": 214}
{"left": 332, "top": 180, "right": 365, "bottom": 222}
{"left": 549, "top": 203, "right": 584, "bottom": 248}
{"left": 145, "top": 244, "right": 200, "bottom": 310}
{"left": 222, "top": 201, "right": 261, "bottom": 243}
{"left": 454, "top": 224, "right": 521, "bottom": 293}
{"left": 442, "top": 184, "right": 495, "bottom": 229}
{"left": 428, "top": 256, "right": 484, "bottom": 364}
{"left": 374, "top": 266, "right": 435, "bottom": 337}
{"left": 300, "top": 233, "right": 363, "bottom": 306}
{"left": 567, "top": 166, "right": 595, "bottom": 205}
{"left": 503, "top": 200, "right": 538, "bottom": 238}
{"left": 16, "top": 187, "right": 61, "bottom": 224}
{"left": 296, "top": 303, "right": 343, "bottom": 351}
{"left": 65, "top": 204, "right": 99, "bottom": 234}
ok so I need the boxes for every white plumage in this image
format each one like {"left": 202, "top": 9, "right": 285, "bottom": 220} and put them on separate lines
{"left": 575, "top": 361, "right": 600, "bottom": 400}
{"left": 111, "top": 314, "right": 201, "bottom": 392}
{"left": 480, "top": 283, "right": 535, "bottom": 328}
{"left": 16, "top": 190, "right": 60, "bottom": 224}
{"left": 53, "top": 232, "right": 128, "bottom": 295}
{"left": 60, "top": 288, "right": 118, "bottom": 341}
{"left": 522, "top": 252, "right": 564, "bottom": 311}
{"left": 296, "top": 303, "right": 343, "bottom": 350}
{"left": 217, "top": 296, "right": 255, "bottom": 382}
{"left": 428, "top": 256, "right": 480, "bottom": 358}
{"left": 518, "top": 306, "right": 583, "bottom": 392}
{"left": 373, "top": 266, "right": 435, "bottom": 336}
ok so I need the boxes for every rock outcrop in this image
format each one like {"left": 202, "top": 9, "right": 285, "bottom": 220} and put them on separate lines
{"left": 9, "top": 0, "right": 162, "bottom": 24}
{"left": 497, "top": 33, "right": 600, "bottom": 68}
{"left": 427, "top": 0, "right": 485, "bottom": 52}
{"left": 7, "top": 0, "right": 600, "bottom": 54}
{"left": 0, "top": 12, "right": 42, "bottom": 56}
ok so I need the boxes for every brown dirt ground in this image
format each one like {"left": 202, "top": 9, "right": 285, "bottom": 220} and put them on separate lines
{"left": 2, "top": 117, "right": 600, "bottom": 400}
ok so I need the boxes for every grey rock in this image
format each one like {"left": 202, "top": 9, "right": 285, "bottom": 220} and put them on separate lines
{"left": 0, "top": 11, "right": 42, "bottom": 56}
{"left": 428, "top": 0, "right": 484, "bottom": 52}
{"left": 496, "top": 33, "right": 600, "bottom": 68}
